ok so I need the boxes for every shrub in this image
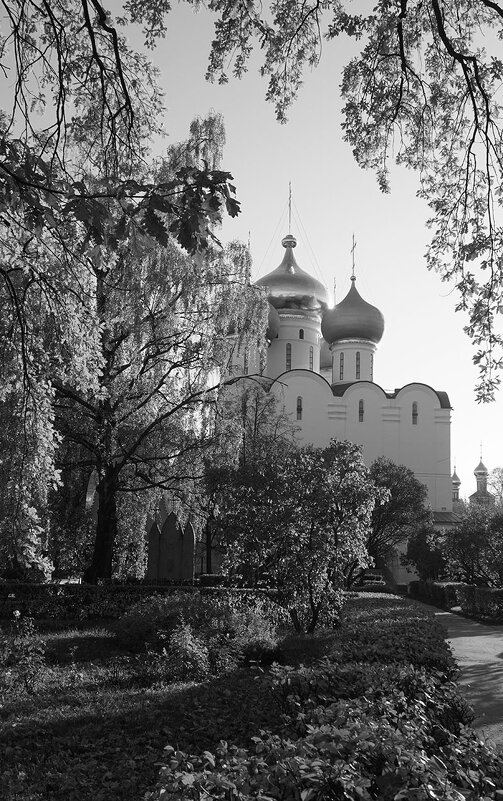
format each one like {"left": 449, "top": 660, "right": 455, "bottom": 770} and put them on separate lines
{"left": 456, "top": 584, "right": 477, "bottom": 616}
{"left": 408, "top": 580, "right": 466, "bottom": 609}
{"left": 162, "top": 623, "right": 210, "bottom": 683}
{"left": 115, "top": 590, "right": 283, "bottom": 675}
{"left": 0, "top": 612, "right": 47, "bottom": 694}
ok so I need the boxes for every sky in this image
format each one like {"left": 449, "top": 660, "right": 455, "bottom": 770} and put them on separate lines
{"left": 140, "top": 2, "right": 501, "bottom": 499}
{"left": 4, "top": 2, "right": 501, "bottom": 499}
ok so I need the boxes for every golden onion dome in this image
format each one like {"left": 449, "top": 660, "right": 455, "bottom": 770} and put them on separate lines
{"left": 255, "top": 234, "right": 329, "bottom": 311}
{"left": 321, "top": 277, "right": 384, "bottom": 344}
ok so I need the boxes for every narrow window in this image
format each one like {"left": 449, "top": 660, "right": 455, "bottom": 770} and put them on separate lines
{"left": 299, "top": 329, "right": 304, "bottom": 340}
{"left": 412, "top": 401, "right": 418, "bottom": 425}
{"left": 243, "top": 350, "right": 248, "bottom": 375}
{"left": 359, "top": 399, "right": 364, "bottom": 422}
{"left": 339, "top": 352, "right": 344, "bottom": 380}
{"left": 309, "top": 346, "right": 314, "bottom": 371}
{"left": 370, "top": 353, "right": 374, "bottom": 381}
{"left": 286, "top": 343, "right": 291, "bottom": 370}
{"left": 356, "top": 351, "right": 361, "bottom": 380}
{"left": 296, "top": 396, "right": 303, "bottom": 420}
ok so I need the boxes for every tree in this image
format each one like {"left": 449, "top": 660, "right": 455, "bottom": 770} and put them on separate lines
{"left": 442, "top": 504, "right": 503, "bottom": 586}
{"left": 345, "top": 457, "right": 431, "bottom": 587}
{"left": 51, "top": 229, "right": 266, "bottom": 583}
{"left": 4, "top": 2, "right": 503, "bottom": 397}
{"left": 187, "top": 0, "right": 503, "bottom": 400}
{"left": 202, "top": 378, "right": 298, "bottom": 573}
{"left": 402, "top": 524, "right": 448, "bottom": 581}
{"left": 489, "top": 467, "right": 503, "bottom": 505}
{"left": 211, "top": 439, "right": 377, "bottom": 633}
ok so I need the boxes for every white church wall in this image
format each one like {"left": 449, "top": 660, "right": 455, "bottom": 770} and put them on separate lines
{"left": 271, "top": 374, "right": 452, "bottom": 515}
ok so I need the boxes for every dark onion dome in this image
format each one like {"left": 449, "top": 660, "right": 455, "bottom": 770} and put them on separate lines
{"left": 319, "top": 338, "right": 332, "bottom": 370}
{"left": 321, "top": 276, "right": 384, "bottom": 344}
{"left": 266, "top": 303, "right": 280, "bottom": 341}
{"left": 255, "top": 234, "right": 329, "bottom": 311}
{"left": 474, "top": 459, "right": 489, "bottom": 476}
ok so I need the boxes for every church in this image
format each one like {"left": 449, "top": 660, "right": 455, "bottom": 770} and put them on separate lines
{"left": 232, "top": 231, "right": 458, "bottom": 583}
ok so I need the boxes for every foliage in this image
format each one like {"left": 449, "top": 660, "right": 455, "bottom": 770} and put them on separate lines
{"left": 201, "top": 380, "right": 298, "bottom": 572}
{"left": 147, "top": 596, "right": 503, "bottom": 801}
{"left": 409, "top": 580, "right": 467, "bottom": 610}
{"left": 212, "top": 439, "right": 378, "bottom": 632}
{"left": 162, "top": 623, "right": 210, "bottom": 682}
{"left": 489, "top": 467, "right": 503, "bottom": 506}
{"left": 443, "top": 504, "right": 503, "bottom": 586}
{"left": 179, "top": 0, "right": 503, "bottom": 399}
{"left": 116, "top": 590, "right": 284, "bottom": 675}
{"left": 346, "top": 457, "right": 431, "bottom": 587}
{"left": 403, "top": 524, "right": 448, "bottom": 581}
{"left": 0, "top": 612, "right": 47, "bottom": 695}
{"left": 456, "top": 584, "right": 503, "bottom": 620}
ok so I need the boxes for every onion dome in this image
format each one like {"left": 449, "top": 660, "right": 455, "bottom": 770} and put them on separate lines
{"left": 266, "top": 303, "right": 280, "bottom": 341}
{"left": 320, "top": 338, "right": 332, "bottom": 370}
{"left": 474, "top": 460, "right": 488, "bottom": 476}
{"left": 452, "top": 469, "right": 461, "bottom": 487}
{"left": 255, "top": 234, "right": 329, "bottom": 311}
{"left": 321, "top": 277, "right": 384, "bottom": 344}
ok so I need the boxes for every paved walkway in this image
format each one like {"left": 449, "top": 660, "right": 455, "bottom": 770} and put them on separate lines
{"left": 411, "top": 600, "right": 503, "bottom": 749}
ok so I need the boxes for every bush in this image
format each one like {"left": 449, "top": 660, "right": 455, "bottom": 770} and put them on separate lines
{"left": 408, "top": 580, "right": 466, "bottom": 609}
{"left": 146, "top": 658, "right": 498, "bottom": 801}
{"left": 456, "top": 584, "right": 477, "bottom": 616}
{"left": 162, "top": 623, "right": 210, "bottom": 682}
{"left": 0, "top": 612, "right": 47, "bottom": 695}
{"left": 115, "top": 590, "right": 284, "bottom": 676}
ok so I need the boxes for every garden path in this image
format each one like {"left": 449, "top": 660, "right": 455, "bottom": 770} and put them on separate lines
{"left": 410, "top": 600, "right": 503, "bottom": 751}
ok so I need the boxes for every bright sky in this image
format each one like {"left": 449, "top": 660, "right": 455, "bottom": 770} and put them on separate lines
{"left": 143, "top": 3, "right": 501, "bottom": 499}
{"left": 4, "top": 2, "right": 501, "bottom": 499}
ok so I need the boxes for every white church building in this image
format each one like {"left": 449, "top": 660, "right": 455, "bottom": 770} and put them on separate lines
{"left": 232, "top": 232, "right": 457, "bottom": 582}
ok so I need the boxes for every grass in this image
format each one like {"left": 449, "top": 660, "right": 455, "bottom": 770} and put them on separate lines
{"left": 0, "top": 593, "right": 463, "bottom": 800}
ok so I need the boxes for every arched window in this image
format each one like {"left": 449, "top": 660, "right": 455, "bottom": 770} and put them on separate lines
{"left": 299, "top": 329, "right": 304, "bottom": 340}
{"left": 356, "top": 351, "right": 361, "bottom": 380}
{"left": 296, "top": 396, "right": 303, "bottom": 420}
{"left": 359, "top": 399, "right": 364, "bottom": 422}
{"left": 412, "top": 401, "right": 418, "bottom": 425}
{"left": 286, "top": 343, "right": 292, "bottom": 370}
{"left": 339, "top": 352, "right": 344, "bottom": 380}
{"left": 309, "top": 346, "right": 314, "bottom": 371}
{"left": 370, "top": 353, "right": 374, "bottom": 381}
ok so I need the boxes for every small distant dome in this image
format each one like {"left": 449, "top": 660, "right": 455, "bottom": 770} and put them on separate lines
{"left": 474, "top": 460, "right": 488, "bottom": 476}
{"left": 319, "top": 338, "right": 332, "bottom": 370}
{"left": 452, "top": 470, "right": 461, "bottom": 487}
{"left": 321, "top": 277, "right": 384, "bottom": 344}
{"left": 255, "top": 235, "right": 329, "bottom": 311}
{"left": 266, "top": 303, "right": 280, "bottom": 342}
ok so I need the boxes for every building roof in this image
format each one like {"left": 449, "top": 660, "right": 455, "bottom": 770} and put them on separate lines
{"left": 474, "top": 459, "right": 489, "bottom": 476}
{"left": 255, "top": 234, "right": 329, "bottom": 311}
{"left": 433, "top": 511, "right": 462, "bottom": 526}
{"left": 330, "top": 381, "right": 452, "bottom": 409}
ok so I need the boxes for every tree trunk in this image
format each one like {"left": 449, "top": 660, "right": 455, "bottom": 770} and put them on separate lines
{"left": 205, "top": 522, "right": 213, "bottom": 574}
{"left": 83, "top": 470, "right": 118, "bottom": 583}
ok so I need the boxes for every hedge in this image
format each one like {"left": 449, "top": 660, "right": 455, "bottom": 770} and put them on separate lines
{"left": 0, "top": 583, "right": 280, "bottom": 621}
{"left": 408, "top": 580, "right": 466, "bottom": 610}
{"left": 409, "top": 581, "right": 503, "bottom": 620}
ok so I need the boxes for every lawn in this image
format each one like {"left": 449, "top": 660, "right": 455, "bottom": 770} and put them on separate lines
{"left": 1, "top": 593, "right": 501, "bottom": 800}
